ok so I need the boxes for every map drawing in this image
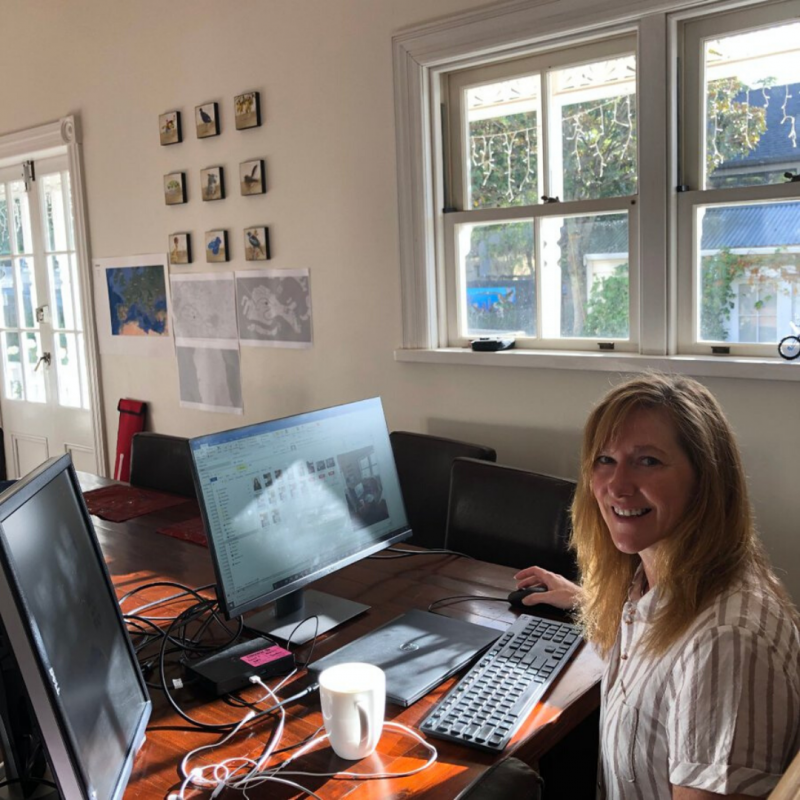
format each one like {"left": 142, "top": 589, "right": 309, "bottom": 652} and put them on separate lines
{"left": 235, "top": 269, "right": 313, "bottom": 347}
{"left": 176, "top": 345, "right": 243, "bottom": 413}
{"left": 105, "top": 266, "right": 169, "bottom": 336}
{"left": 171, "top": 274, "right": 238, "bottom": 341}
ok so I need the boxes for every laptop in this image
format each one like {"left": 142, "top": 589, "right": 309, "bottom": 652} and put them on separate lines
{"left": 308, "top": 609, "right": 500, "bottom": 707}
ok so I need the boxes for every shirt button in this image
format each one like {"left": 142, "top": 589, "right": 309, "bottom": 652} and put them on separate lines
{"left": 621, "top": 653, "right": 628, "bottom": 660}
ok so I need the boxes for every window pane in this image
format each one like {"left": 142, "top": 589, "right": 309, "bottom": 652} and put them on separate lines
{"left": 457, "top": 221, "right": 536, "bottom": 336}
{"left": 466, "top": 76, "right": 541, "bottom": 209}
{"left": 56, "top": 331, "right": 82, "bottom": 407}
{"left": 0, "top": 260, "right": 17, "bottom": 328}
{"left": 16, "top": 258, "right": 37, "bottom": 328}
{"left": 551, "top": 55, "right": 637, "bottom": 201}
{"left": 704, "top": 22, "right": 800, "bottom": 189}
{"left": 49, "top": 255, "right": 75, "bottom": 330}
{"left": 22, "top": 331, "right": 45, "bottom": 403}
{"left": 0, "top": 186, "right": 9, "bottom": 256}
{"left": 697, "top": 201, "right": 800, "bottom": 342}
{"left": 41, "top": 172, "right": 69, "bottom": 253}
{"left": 2, "top": 332, "right": 23, "bottom": 400}
{"left": 541, "top": 212, "right": 629, "bottom": 338}
{"left": 10, "top": 182, "right": 33, "bottom": 255}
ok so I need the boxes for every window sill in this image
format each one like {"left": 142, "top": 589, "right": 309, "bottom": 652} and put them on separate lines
{"left": 393, "top": 347, "right": 800, "bottom": 382}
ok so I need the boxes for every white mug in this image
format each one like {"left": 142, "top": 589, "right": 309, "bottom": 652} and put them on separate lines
{"left": 319, "top": 662, "right": 386, "bottom": 760}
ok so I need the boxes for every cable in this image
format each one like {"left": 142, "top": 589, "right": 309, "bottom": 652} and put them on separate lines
{"left": 427, "top": 594, "right": 508, "bottom": 612}
{"left": 371, "top": 547, "right": 476, "bottom": 560}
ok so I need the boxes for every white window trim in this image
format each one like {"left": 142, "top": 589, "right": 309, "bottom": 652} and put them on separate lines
{"left": 0, "top": 117, "right": 108, "bottom": 470}
{"left": 392, "top": 0, "right": 800, "bottom": 381}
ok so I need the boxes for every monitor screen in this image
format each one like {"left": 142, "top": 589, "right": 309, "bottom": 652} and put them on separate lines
{"left": 0, "top": 456, "right": 150, "bottom": 799}
{"left": 190, "top": 397, "right": 410, "bottom": 629}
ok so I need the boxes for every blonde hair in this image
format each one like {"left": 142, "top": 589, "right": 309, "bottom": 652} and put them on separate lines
{"left": 571, "top": 373, "right": 797, "bottom": 657}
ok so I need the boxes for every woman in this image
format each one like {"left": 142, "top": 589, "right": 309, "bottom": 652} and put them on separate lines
{"left": 515, "top": 374, "right": 800, "bottom": 800}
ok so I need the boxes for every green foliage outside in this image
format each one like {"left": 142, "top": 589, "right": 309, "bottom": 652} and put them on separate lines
{"left": 582, "top": 264, "right": 629, "bottom": 338}
{"left": 0, "top": 199, "right": 10, "bottom": 255}
{"left": 464, "top": 76, "right": 778, "bottom": 340}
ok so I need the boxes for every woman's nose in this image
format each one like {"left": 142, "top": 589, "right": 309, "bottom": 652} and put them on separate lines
{"left": 607, "top": 464, "right": 634, "bottom": 497}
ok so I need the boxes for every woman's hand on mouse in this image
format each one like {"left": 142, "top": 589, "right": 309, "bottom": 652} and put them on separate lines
{"left": 514, "top": 565, "right": 582, "bottom": 610}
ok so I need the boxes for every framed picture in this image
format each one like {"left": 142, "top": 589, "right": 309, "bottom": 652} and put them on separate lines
{"left": 164, "top": 172, "right": 187, "bottom": 205}
{"left": 159, "top": 111, "right": 182, "bottom": 145}
{"left": 240, "top": 159, "right": 265, "bottom": 196}
{"left": 169, "top": 233, "right": 192, "bottom": 265}
{"left": 234, "top": 91, "right": 261, "bottom": 130}
{"left": 205, "top": 229, "right": 228, "bottom": 263}
{"left": 195, "top": 102, "right": 219, "bottom": 138}
{"left": 244, "top": 227, "right": 270, "bottom": 261}
{"left": 200, "top": 166, "right": 224, "bottom": 201}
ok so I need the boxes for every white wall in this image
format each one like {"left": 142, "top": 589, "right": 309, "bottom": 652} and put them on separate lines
{"left": 1, "top": 0, "right": 797, "bottom": 600}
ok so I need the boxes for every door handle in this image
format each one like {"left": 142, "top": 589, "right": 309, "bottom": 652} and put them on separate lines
{"left": 34, "top": 352, "right": 51, "bottom": 371}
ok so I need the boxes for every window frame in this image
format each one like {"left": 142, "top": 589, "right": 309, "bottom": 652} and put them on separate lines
{"left": 393, "top": 0, "right": 800, "bottom": 379}
{"left": 676, "top": 0, "right": 800, "bottom": 357}
{"left": 443, "top": 34, "right": 640, "bottom": 351}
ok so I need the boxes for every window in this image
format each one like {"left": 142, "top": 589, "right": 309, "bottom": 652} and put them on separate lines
{"left": 393, "top": 0, "right": 800, "bottom": 369}
{"left": 678, "top": 1, "right": 800, "bottom": 357}
{"left": 443, "top": 36, "right": 638, "bottom": 350}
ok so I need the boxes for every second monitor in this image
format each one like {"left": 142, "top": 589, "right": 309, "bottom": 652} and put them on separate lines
{"left": 190, "top": 397, "right": 411, "bottom": 642}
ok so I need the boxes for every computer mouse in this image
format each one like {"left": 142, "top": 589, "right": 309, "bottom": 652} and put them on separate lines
{"left": 507, "top": 585, "right": 548, "bottom": 609}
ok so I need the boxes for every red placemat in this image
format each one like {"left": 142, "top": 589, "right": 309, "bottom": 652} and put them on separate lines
{"left": 83, "top": 485, "right": 191, "bottom": 522}
{"left": 156, "top": 516, "right": 208, "bottom": 547}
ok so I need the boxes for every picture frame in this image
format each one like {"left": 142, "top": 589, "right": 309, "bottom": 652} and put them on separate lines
{"left": 195, "top": 102, "right": 220, "bottom": 138}
{"left": 205, "top": 229, "right": 228, "bottom": 263}
{"left": 244, "top": 227, "right": 270, "bottom": 261}
{"left": 240, "top": 159, "right": 265, "bottom": 196}
{"left": 159, "top": 111, "right": 182, "bottom": 145}
{"left": 200, "top": 166, "right": 225, "bottom": 201}
{"left": 169, "top": 233, "right": 192, "bottom": 265}
{"left": 234, "top": 91, "right": 261, "bottom": 130}
{"left": 164, "top": 172, "right": 187, "bottom": 205}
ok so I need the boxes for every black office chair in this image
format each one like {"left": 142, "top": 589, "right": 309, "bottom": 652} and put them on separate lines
{"left": 444, "top": 457, "right": 578, "bottom": 580}
{"left": 129, "top": 432, "right": 196, "bottom": 498}
{"left": 390, "top": 431, "right": 497, "bottom": 549}
{"left": 456, "top": 757, "right": 543, "bottom": 799}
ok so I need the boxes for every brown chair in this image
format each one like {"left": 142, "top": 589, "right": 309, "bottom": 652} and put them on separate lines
{"left": 445, "top": 457, "right": 578, "bottom": 579}
{"left": 129, "top": 433, "right": 196, "bottom": 498}
{"left": 456, "top": 757, "right": 543, "bottom": 799}
{"left": 390, "top": 431, "right": 496, "bottom": 549}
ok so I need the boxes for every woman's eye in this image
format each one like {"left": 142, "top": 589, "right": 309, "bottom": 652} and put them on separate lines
{"left": 640, "top": 456, "right": 661, "bottom": 467}
{"left": 595, "top": 455, "right": 614, "bottom": 466}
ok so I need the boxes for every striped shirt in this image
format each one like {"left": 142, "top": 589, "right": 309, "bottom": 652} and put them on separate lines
{"left": 599, "top": 572, "right": 800, "bottom": 799}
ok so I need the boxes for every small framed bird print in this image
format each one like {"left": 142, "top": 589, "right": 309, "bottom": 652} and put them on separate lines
{"left": 240, "top": 159, "right": 265, "bottom": 196}
{"left": 164, "top": 172, "right": 187, "bottom": 205}
{"left": 159, "top": 110, "right": 182, "bottom": 145}
{"left": 169, "top": 233, "right": 191, "bottom": 265}
{"left": 234, "top": 91, "right": 261, "bottom": 130}
{"left": 244, "top": 227, "right": 270, "bottom": 261}
{"left": 195, "top": 102, "right": 220, "bottom": 138}
{"left": 205, "top": 230, "right": 228, "bottom": 263}
{"left": 200, "top": 166, "right": 224, "bottom": 201}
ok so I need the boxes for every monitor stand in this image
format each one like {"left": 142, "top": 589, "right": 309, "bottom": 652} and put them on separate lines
{"left": 244, "top": 589, "right": 369, "bottom": 645}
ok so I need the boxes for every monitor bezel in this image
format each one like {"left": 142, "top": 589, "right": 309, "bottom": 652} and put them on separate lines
{"left": 189, "top": 397, "right": 411, "bottom": 621}
{"left": 0, "top": 455, "right": 151, "bottom": 800}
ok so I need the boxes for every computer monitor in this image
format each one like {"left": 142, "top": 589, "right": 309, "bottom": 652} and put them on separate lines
{"left": 0, "top": 456, "right": 151, "bottom": 800}
{"left": 189, "top": 397, "right": 411, "bottom": 643}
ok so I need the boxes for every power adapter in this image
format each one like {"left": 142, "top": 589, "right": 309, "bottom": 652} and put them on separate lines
{"left": 182, "top": 637, "right": 295, "bottom": 696}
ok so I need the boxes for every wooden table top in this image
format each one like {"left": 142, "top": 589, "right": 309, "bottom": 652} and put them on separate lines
{"left": 79, "top": 473, "right": 604, "bottom": 799}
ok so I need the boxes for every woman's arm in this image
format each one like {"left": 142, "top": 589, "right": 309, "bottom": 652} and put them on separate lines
{"left": 513, "top": 565, "right": 582, "bottom": 610}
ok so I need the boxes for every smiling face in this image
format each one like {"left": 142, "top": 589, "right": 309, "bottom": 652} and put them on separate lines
{"left": 591, "top": 406, "right": 697, "bottom": 567}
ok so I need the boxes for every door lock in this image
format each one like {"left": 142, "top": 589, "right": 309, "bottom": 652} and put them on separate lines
{"left": 34, "top": 352, "right": 51, "bottom": 371}
{"left": 35, "top": 305, "right": 50, "bottom": 324}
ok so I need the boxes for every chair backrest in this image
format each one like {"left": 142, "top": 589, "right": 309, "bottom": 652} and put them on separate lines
{"left": 129, "top": 433, "right": 196, "bottom": 498}
{"left": 445, "top": 457, "right": 578, "bottom": 579}
{"left": 390, "top": 431, "right": 497, "bottom": 549}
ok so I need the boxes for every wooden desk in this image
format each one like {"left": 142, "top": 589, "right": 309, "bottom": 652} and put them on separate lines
{"left": 80, "top": 474, "right": 603, "bottom": 799}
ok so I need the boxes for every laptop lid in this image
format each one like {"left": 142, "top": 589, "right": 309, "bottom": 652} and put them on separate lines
{"left": 308, "top": 609, "right": 499, "bottom": 707}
